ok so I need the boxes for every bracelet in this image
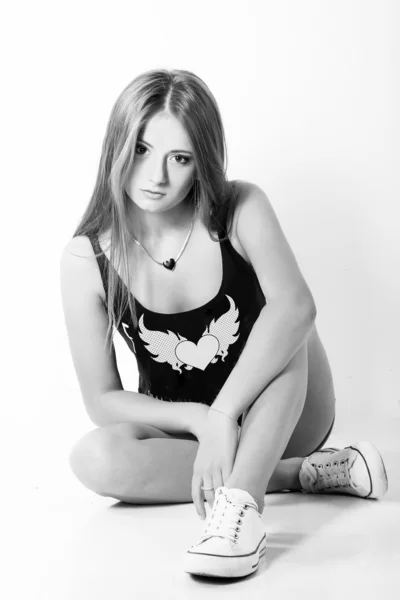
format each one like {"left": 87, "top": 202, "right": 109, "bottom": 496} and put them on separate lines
{"left": 209, "top": 407, "right": 236, "bottom": 422}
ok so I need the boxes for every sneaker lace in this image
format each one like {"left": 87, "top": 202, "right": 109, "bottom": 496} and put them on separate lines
{"left": 312, "top": 457, "right": 353, "bottom": 491}
{"left": 200, "top": 492, "right": 249, "bottom": 545}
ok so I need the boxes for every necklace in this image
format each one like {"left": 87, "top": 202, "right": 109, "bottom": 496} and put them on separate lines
{"left": 131, "top": 203, "right": 198, "bottom": 271}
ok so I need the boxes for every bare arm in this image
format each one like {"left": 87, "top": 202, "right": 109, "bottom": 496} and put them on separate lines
{"left": 94, "top": 389, "right": 208, "bottom": 437}
{"left": 60, "top": 235, "right": 206, "bottom": 438}
{"left": 212, "top": 182, "right": 317, "bottom": 419}
{"left": 212, "top": 299, "right": 315, "bottom": 420}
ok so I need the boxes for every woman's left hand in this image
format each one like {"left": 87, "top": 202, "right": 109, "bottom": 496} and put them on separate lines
{"left": 191, "top": 409, "right": 240, "bottom": 519}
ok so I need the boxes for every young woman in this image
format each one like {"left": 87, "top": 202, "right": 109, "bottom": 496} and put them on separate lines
{"left": 60, "top": 68, "right": 388, "bottom": 579}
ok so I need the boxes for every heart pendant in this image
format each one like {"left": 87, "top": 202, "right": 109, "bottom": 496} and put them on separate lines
{"left": 163, "top": 258, "right": 176, "bottom": 270}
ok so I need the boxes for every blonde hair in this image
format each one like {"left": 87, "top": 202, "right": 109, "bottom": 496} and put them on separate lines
{"left": 72, "top": 68, "right": 239, "bottom": 354}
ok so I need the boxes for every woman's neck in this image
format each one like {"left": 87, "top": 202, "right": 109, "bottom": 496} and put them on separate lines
{"left": 127, "top": 199, "right": 196, "bottom": 245}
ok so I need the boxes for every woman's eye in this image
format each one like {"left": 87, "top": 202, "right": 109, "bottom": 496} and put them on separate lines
{"left": 135, "top": 144, "right": 147, "bottom": 155}
{"left": 135, "top": 145, "right": 190, "bottom": 165}
{"left": 173, "top": 155, "right": 191, "bottom": 165}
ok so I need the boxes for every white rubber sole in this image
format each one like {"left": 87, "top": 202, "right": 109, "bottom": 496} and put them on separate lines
{"left": 183, "top": 533, "right": 267, "bottom": 578}
{"left": 350, "top": 441, "right": 389, "bottom": 499}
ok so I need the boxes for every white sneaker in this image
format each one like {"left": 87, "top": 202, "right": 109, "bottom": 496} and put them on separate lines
{"left": 299, "top": 441, "right": 388, "bottom": 499}
{"left": 183, "top": 486, "right": 267, "bottom": 578}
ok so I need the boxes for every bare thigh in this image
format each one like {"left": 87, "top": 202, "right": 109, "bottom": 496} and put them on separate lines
{"left": 116, "top": 422, "right": 197, "bottom": 442}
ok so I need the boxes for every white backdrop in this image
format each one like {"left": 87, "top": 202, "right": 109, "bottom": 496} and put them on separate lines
{"left": 3, "top": 0, "right": 399, "bottom": 496}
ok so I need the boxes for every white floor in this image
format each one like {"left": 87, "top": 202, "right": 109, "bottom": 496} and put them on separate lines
{"left": 11, "top": 409, "right": 400, "bottom": 600}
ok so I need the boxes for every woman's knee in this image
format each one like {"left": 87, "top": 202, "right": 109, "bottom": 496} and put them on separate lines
{"left": 68, "top": 423, "right": 143, "bottom": 494}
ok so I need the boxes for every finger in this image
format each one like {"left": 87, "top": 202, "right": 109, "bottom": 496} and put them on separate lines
{"left": 204, "top": 489, "right": 214, "bottom": 512}
{"left": 210, "top": 471, "right": 224, "bottom": 507}
{"left": 222, "top": 464, "right": 234, "bottom": 486}
{"left": 201, "top": 482, "right": 214, "bottom": 520}
{"left": 191, "top": 475, "right": 206, "bottom": 520}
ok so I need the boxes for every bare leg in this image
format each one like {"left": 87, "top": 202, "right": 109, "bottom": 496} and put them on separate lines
{"left": 70, "top": 340, "right": 336, "bottom": 513}
{"left": 225, "top": 343, "right": 308, "bottom": 510}
{"left": 69, "top": 422, "right": 304, "bottom": 506}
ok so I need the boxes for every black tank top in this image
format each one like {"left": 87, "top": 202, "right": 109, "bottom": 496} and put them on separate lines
{"left": 88, "top": 220, "right": 266, "bottom": 426}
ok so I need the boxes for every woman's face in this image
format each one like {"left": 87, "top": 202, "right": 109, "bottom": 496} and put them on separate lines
{"left": 125, "top": 111, "right": 197, "bottom": 214}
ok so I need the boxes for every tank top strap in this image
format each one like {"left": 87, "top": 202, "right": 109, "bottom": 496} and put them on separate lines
{"left": 214, "top": 199, "right": 230, "bottom": 241}
{"left": 87, "top": 233, "right": 109, "bottom": 298}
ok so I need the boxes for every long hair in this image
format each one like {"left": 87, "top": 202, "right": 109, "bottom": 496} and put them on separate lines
{"left": 72, "top": 68, "right": 239, "bottom": 355}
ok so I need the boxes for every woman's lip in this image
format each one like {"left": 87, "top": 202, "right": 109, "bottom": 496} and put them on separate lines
{"left": 142, "top": 189, "right": 165, "bottom": 195}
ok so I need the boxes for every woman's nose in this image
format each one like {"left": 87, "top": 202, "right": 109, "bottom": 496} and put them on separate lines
{"left": 149, "top": 158, "right": 167, "bottom": 184}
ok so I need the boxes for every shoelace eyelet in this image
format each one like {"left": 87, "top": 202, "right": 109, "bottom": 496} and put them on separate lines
{"left": 205, "top": 497, "right": 250, "bottom": 545}
{"left": 333, "top": 461, "right": 339, "bottom": 466}
{"left": 340, "top": 460, "right": 345, "bottom": 465}
{"left": 325, "top": 462, "right": 331, "bottom": 467}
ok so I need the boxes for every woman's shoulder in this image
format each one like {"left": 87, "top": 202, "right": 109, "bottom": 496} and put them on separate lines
{"left": 227, "top": 178, "right": 262, "bottom": 211}
{"left": 224, "top": 178, "right": 261, "bottom": 230}
{"left": 60, "top": 235, "right": 107, "bottom": 304}
{"left": 230, "top": 178, "right": 262, "bottom": 200}
{"left": 64, "top": 232, "right": 111, "bottom": 256}
{"left": 61, "top": 234, "right": 93, "bottom": 260}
